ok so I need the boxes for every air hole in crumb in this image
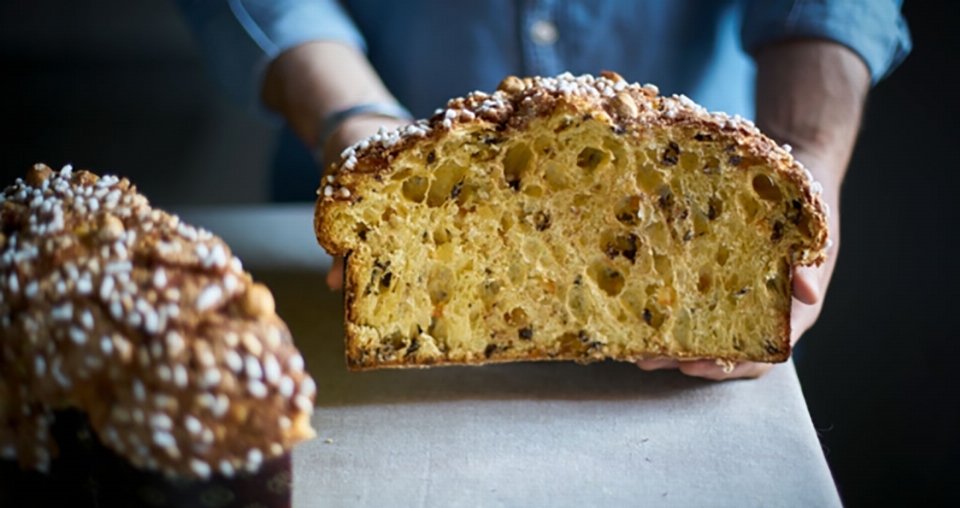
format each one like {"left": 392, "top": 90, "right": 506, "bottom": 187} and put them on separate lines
{"left": 739, "top": 192, "right": 761, "bottom": 220}
{"left": 697, "top": 267, "right": 713, "bottom": 293}
{"left": 716, "top": 246, "right": 730, "bottom": 266}
{"left": 500, "top": 212, "right": 515, "bottom": 234}
{"left": 642, "top": 305, "right": 665, "bottom": 329}
{"left": 558, "top": 332, "right": 592, "bottom": 355}
{"left": 503, "top": 144, "right": 533, "bottom": 190}
{"left": 381, "top": 208, "right": 396, "bottom": 223}
{"left": 620, "top": 234, "right": 640, "bottom": 261}
{"left": 354, "top": 224, "right": 369, "bottom": 241}
{"left": 603, "top": 138, "right": 628, "bottom": 169}
{"left": 402, "top": 176, "right": 428, "bottom": 203}
{"left": 428, "top": 265, "right": 455, "bottom": 305}
{"left": 752, "top": 174, "right": 782, "bottom": 202}
{"left": 619, "top": 288, "right": 647, "bottom": 321}
{"left": 693, "top": 212, "right": 709, "bottom": 238}
{"left": 589, "top": 261, "right": 625, "bottom": 296}
{"left": 614, "top": 195, "right": 642, "bottom": 225}
{"left": 576, "top": 147, "right": 606, "bottom": 171}
{"left": 387, "top": 332, "right": 405, "bottom": 351}
{"left": 543, "top": 161, "right": 570, "bottom": 190}
{"left": 427, "top": 162, "right": 467, "bottom": 207}
{"left": 679, "top": 152, "right": 699, "bottom": 171}
{"left": 524, "top": 185, "right": 544, "bottom": 198}
{"left": 505, "top": 307, "right": 529, "bottom": 327}
{"left": 653, "top": 254, "right": 673, "bottom": 281}
{"left": 433, "top": 228, "right": 450, "bottom": 246}
{"left": 636, "top": 163, "right": 663, "bottom": 193}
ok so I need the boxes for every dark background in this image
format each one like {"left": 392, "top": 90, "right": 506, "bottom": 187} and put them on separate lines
{"left": 1, "top": 1, "right": 957, "bottom": 506}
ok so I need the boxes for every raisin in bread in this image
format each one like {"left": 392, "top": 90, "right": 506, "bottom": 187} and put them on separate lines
{"left": 0, "top": 164, "right": 316, "bottom": 478}
{"left": 315, "top": 72, "right": 828, "bottom": 370}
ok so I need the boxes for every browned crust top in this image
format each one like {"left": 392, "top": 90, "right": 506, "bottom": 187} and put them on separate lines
{"left": 0, "top": 165, "right": 316, "bottom": 479}
{"left": 315, "top": 71, "right": 829, "bottom": 266}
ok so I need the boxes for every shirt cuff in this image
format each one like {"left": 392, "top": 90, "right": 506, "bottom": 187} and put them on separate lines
{"left": 182, "top": 0, "right": 367, "bottom": 123}
{"left": 741, "top": 0, "right": 912, "bottom": 84}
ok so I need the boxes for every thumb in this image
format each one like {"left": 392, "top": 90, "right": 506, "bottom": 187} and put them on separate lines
{"left": 326, "top": 257, "right": 345, "bottom": 291}
{"left": 792, "top": 264, "right": 821, "bottom": 305}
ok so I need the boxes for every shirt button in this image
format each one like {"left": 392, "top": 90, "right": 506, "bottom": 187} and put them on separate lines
{"left": 530, "top": 20, "right": 558, "bottom": 46}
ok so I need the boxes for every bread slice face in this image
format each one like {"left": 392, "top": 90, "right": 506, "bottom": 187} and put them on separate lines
{"left": 315, "top": 73, "right": 828, "bottom": 370}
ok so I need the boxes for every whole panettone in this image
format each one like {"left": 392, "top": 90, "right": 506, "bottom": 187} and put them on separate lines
{"left": 315, "top": 72, "right": 828, "bottom": 370}
{"left": 0, "top": 164, "right": 316, "bottom": 483}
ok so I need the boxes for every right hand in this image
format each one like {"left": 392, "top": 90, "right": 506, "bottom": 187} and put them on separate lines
{"left": 322, "top": 114, "right": 411, "bottom": 291}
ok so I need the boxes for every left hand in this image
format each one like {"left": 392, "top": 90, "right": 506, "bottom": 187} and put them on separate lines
{"left": 638, "top": 157, "right": 841, "bottom": 380}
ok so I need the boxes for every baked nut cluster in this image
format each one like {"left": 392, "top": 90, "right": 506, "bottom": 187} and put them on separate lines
{"left": 1, "top": 164, "right": 315, "bottom": 479}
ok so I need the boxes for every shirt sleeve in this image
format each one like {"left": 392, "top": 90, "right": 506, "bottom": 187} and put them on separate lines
{"left": 174, "top": 0, "right": 367, "bottom": 119}
{"left": 741, "top": 0, "right": 912, "bottom": 84}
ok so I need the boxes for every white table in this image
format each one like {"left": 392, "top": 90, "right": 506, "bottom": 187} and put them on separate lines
{"left": 177, "top": 206, "right": 842, "bottom": 508}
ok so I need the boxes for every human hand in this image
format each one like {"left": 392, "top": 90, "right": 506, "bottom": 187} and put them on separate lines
{"left": 324, "top": 114, "right": 410, "bottom": 291}
{"left": 637, "top": 155, "right": 841, "bottom": 380}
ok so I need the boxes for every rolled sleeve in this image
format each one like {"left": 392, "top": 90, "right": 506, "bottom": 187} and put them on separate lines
{"left": 175, "top": 0, "right": 366, "bottom": 119}
{"left": 741, "top": 0, "right": 912, "bottom": 84}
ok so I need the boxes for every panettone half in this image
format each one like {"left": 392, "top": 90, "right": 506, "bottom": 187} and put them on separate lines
{"left": 315, "top": 72, "right": 828, "bottom": 370}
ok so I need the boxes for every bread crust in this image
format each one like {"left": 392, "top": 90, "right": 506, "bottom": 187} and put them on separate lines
{"left": 0, "top": 165, "right": 316, "bottom": 478}
{"left": 316, "top": 72, "right": 827, "bottom": 370}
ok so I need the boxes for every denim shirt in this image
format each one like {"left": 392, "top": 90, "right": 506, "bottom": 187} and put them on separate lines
{"left": 177, "top": 0, "right": 910, "bottom": 119}
{"left": 175, "top": 0, "right": 911, "bottom": 199}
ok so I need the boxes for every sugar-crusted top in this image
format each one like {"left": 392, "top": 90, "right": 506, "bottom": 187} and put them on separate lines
{"left": 0, "top": 164, "right": 315, "bottom": 478}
